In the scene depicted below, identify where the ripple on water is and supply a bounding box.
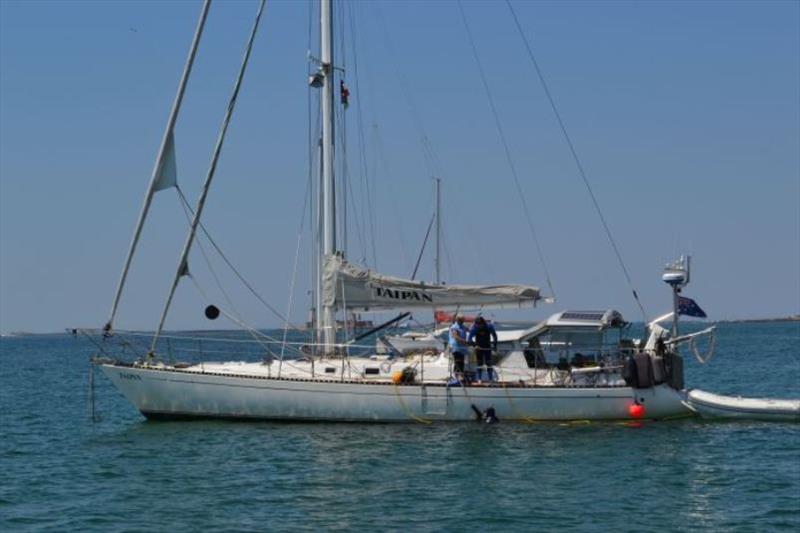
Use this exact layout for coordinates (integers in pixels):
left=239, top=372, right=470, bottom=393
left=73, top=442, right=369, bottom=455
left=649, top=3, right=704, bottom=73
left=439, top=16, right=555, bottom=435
left=1, top=326, right=798, bottom=531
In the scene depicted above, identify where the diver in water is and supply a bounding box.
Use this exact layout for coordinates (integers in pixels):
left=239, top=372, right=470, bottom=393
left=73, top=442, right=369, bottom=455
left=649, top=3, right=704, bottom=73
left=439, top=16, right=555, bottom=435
left=471, top=404, right=499, bottom=424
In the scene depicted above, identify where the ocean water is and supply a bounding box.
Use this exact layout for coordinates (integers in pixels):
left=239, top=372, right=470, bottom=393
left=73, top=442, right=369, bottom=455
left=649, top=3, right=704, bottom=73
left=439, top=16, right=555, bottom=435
left=1, top=322, right=798, bottom=531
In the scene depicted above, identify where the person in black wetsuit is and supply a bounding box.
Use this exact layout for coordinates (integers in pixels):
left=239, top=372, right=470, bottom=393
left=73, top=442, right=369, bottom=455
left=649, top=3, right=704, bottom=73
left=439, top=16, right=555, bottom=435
left=468, top=316, right=498, bottom=383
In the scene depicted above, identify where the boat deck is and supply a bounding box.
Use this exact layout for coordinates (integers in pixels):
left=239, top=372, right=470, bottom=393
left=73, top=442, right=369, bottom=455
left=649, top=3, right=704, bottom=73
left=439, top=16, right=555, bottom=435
left=105, top=354, right=628, bottom=389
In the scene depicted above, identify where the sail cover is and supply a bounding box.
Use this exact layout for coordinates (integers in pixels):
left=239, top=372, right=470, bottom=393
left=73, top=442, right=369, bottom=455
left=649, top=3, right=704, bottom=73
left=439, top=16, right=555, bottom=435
left=323, top=254, right=542, bottom=311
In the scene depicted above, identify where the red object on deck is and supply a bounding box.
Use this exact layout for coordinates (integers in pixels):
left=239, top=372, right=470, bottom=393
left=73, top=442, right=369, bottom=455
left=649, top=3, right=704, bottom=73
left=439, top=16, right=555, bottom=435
left=628, top=403, right=645, bottom=419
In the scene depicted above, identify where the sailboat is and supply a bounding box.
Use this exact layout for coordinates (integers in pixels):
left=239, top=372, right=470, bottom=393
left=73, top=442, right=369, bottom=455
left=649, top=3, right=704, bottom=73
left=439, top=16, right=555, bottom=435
left=91, top=0, right=706, bottom=422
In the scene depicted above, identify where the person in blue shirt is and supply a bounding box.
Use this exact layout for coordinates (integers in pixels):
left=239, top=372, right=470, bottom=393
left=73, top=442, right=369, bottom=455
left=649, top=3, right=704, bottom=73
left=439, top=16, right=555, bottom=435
left=468, top=316, right=498, bottom=383
left=448, top=315, right=469, bottom=380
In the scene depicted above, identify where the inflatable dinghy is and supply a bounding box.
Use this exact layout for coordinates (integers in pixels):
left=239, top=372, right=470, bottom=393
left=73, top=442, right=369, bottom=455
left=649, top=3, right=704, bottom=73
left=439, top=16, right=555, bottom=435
left=687, top=389, right=800, bottom=422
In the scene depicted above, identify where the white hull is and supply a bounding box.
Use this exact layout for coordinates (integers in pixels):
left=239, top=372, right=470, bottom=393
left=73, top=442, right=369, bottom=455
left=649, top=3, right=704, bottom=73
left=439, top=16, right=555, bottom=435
left=101, top=363, right=691, bottom=422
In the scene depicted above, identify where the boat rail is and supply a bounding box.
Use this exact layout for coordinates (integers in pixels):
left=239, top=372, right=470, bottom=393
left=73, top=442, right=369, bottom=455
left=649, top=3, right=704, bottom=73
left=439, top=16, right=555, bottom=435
left=78, top=328, right=381, bottom=365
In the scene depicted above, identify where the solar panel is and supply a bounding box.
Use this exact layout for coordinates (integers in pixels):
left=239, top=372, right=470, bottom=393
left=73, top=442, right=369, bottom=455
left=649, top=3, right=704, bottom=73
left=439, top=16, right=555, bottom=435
left=560, top=311, right=606, bottom=321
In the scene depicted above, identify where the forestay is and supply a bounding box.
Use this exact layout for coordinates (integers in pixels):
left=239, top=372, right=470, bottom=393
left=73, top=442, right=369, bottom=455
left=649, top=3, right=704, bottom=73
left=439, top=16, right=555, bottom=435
left=323, top=254, right=543, bottom=311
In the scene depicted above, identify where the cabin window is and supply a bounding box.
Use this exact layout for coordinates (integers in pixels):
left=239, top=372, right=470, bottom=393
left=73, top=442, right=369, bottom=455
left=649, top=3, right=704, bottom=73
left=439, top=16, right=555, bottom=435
left=325, top=367, right=336, bottom=374
left=524, top=338, right=546, bottom=368
left=365, top=367, right=380, bottom=375
left=530, top=328, right=606, bottom=368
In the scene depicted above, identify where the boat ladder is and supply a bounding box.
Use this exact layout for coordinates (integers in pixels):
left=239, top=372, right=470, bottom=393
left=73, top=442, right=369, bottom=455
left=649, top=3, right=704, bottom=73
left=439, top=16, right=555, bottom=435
left=421, top=385, right=450, bottom=416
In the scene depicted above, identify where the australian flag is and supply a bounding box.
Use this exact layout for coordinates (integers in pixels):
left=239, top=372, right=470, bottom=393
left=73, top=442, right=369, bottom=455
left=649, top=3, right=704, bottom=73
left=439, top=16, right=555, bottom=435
left=678, top=296, right=707, bottom=318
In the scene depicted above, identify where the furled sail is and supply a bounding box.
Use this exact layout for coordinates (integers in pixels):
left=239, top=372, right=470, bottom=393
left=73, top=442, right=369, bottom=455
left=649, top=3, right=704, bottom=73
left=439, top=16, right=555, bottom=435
left=323, top=254, right=543, bottom=311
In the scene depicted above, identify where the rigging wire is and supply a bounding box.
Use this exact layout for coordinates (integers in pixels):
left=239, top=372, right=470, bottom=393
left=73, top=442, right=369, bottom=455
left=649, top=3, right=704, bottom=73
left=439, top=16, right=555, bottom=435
left=337, top=0, right=349, bottom=255
left=437, top=194, right=452, bottom=282
left=372, top=4, right=444, bottom=180
left=351, top=5, right=381, bottom=272
left=306, top=0, right=317, bottom=347
left=334, top=4, right=368, bottom=261
left=187, top=274, right=305, bottom=358
left=411, top=213, right=437, bottom=280
left=174, top=189, right=307, bottom=359
left=338, top=86, right=349, bottom=254
left=97, top=329, right=377, bottom=351
left=504, top=0, right=648, bottom=322
left=279, top=143, right=314, bottom=373
left=364, top=124, right=379, bottom=269
left=372, top=4, right=479, bottom=282
left=457, top=0, right=556, bottom=300
left=294, top=0, right=317, bottom=369
left=441, top=217, right=457, bottom=281
left=372, top=1, right=494, bottom=283
left=174, top=187, right=302, bottom=331
left=372, top=123, right=412, bottom=271
left=151, top=0, right=267, bottom=351
left=308, top=73, right=322, bottom=346
left=345, top=153, right=367, bottom=260
left=115, top=182, right=302, bottom=365
left=347, top=3, right=377, bottom=267
left=175, top=186, right=239, bottom=317
left=105, top=0, right=211, bottom=332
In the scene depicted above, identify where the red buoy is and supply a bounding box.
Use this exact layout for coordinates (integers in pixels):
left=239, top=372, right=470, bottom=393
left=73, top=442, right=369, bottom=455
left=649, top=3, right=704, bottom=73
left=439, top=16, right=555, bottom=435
left=628, top=403, right=645, bottom=419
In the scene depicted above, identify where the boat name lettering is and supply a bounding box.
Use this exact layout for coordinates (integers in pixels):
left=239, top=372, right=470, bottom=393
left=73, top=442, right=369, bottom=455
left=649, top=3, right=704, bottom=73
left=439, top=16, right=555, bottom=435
left=119, top=372, right=142, bottom=381
left=374, top=287, right=433, bottom=303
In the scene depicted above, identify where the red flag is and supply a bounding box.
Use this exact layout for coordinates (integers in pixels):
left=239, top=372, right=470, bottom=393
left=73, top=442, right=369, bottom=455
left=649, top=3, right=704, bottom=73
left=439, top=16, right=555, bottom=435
left=340, top=80, right=350, bottom=108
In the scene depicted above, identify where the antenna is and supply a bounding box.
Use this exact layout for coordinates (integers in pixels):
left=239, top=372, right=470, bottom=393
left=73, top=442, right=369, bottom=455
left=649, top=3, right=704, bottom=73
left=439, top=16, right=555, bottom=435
left=662, top=255, right=691, bottom=337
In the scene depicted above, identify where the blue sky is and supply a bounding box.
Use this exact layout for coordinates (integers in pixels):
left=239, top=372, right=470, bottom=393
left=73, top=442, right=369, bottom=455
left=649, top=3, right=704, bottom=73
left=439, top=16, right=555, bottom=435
left=1, top=0, right=798, bottom=333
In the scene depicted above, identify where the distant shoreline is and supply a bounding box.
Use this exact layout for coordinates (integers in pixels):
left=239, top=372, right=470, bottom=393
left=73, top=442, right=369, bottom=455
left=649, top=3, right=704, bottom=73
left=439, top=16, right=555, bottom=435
left=717, top=316, right=800, bottom=324
left=2, top=315, right=799, bottom=337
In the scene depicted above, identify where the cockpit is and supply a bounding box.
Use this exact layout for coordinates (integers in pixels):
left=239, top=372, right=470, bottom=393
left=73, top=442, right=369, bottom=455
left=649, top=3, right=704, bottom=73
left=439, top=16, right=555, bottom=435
left=516, top=310, right=630, bottom=370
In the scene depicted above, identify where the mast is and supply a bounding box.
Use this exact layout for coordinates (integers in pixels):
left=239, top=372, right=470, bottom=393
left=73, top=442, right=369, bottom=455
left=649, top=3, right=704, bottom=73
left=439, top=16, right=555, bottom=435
left=318, top=0, right=337, bottom=351
left=313, top=139, right=323, bottom=357
left=434, top=177, right=441, bottom=284
left=104, top=0, right=211, bottom=333
left=672, top=284, right=680, bottom=338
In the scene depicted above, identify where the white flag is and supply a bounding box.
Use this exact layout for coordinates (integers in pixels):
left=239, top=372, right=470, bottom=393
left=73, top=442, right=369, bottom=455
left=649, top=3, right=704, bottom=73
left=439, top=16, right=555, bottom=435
left=153, top=131, right=178, bottom=191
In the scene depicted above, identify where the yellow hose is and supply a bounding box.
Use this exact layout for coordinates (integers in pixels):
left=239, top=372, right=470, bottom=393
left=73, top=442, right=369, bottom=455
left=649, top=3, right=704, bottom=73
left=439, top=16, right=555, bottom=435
left=393, top=384, right=432, bottom=424
left=502, top=383, right=541, bottom=424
